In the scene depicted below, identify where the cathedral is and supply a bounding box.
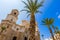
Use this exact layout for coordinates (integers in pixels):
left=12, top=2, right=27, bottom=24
left=0, top=9, right=40, bottom=40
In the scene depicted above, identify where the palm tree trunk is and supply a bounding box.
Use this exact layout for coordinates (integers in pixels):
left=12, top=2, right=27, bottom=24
left=29, top=13, right=36, bottom=40
left=48, top=26, right=55, bottom=40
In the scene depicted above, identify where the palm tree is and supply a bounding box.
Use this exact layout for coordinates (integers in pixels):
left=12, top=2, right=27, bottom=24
left=52, top=25, right=59, bottom=34
left=42, top=18, right=55, bottom=40
left=21, top=0, right=44, bottom=40
left=53, top=27, right=60, bottom=40
left=54, top=27, right=60, bottom=34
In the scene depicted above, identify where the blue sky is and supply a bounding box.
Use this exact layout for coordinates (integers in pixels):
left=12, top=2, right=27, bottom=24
left=0, top=0, right=60, bottom=40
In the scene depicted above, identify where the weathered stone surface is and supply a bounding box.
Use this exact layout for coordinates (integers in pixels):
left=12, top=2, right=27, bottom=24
left=0, top=9, right=40, bottom=40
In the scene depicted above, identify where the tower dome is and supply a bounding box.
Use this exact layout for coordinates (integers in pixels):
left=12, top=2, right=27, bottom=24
left=10, top=9, right=19, bottom=17
left=5, top=9, right=19, bottom=23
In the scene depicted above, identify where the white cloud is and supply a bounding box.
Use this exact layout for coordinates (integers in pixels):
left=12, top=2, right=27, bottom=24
left=45, top=38, right=49, bottom=40
left=58, top=15, right=60, bottom=18
left=45, top=38, right=53, bottom=40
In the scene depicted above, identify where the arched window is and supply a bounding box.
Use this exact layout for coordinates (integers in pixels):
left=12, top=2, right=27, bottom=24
left=7, top=25, right=9, bottom=28
left=11, top=19, right=13, bottom=21
left=24, top=37, right=27, bottom=40
left=13, top=36, right=17, bottom=40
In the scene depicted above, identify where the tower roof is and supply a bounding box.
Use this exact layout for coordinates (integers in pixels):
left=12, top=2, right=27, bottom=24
left=10, top=9, right=19, bottom=17
left=12, top=9, right=19, bottom=13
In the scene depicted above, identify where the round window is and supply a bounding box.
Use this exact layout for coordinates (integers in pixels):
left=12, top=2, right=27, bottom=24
left=14, top=12, right=16, bottom=15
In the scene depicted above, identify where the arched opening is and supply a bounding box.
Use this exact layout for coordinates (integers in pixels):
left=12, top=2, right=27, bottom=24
left=13, top=36, right=17, bottom=40
left=11, top=18, right=13, bottom=21
left=24, top=37, right=27, bottom=40
left=7, top=25, right=9, bottom=28
left=14, top=12, right=16, bottom=15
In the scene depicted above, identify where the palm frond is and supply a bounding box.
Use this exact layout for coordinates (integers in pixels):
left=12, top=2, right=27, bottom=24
left=52, top=25, right=55, bottom=30
left=35, top=10, right=42, bottom=14
left=22, top=1, right=28, bottom=6
left=41, top=18, right=54, bottom=26
left=36, top=0, right=44, bottom=9
left=55, top=30, right=60, bottom=34
left=22, top=0, right=44, bottom=17
left=37, top=3, right=42, bottom=9
left=20, top=9, right=30, bottom=12
left=35, top=0, right=38, bottom=5
left=42, top=20, right=46, bottom=23
left=20, top=9, right=31, bottom=15
left=30, top=0, right=33, bottom=5
left=49, top=18, right=54, bottom=24
left=22, top=1, right=31, bottom=10
left=40, top=0, right=44, bottom=4
left=27, top=0, right=31, bottom=5
left=24, top=6, right=31, bottom=11
left=55, top=26, right=59, bottom=30
left=26, top=14, right=31, bottom=18
left=44, top=18, right=49, bottom=24
left=41, top=24, right=47, bottom=26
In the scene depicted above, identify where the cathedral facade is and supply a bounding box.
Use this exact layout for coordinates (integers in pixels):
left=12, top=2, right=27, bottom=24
left=0, top=9, right=40, bottom=40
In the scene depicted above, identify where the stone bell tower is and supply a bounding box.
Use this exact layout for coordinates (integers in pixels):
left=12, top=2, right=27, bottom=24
left=6, top=9, right=19, bottom=23
left=1, top=9, right=19, bottom=28
left=0, top=9, right=19, bottom=29
left=0, top=9, right=20, bottom=40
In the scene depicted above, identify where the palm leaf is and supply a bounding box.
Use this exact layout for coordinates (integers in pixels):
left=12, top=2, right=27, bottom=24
left=55, top=26, right=59, bottom=30
left=30, top=0, right=33, bottom=5
left=35, top=10, right=42, bottom=14
left=22, top=1, right=28, bottom=6
left=49, top=18, right=54, bottom=24
left=27, top=0, right=31, bottom=6
left=36, top=0, right=44, bottom=9
left=40, top=0, right=44, bottom=4
left=52, top=25, right=55, bottom=30
left=42, top=20, right=46, bottom=23
left=24, top=6, right=31, bottom=11
left=22, top=0, right=44, bottom=18
left=26, top=14, right=31, bottom=18
left=20, top=9, right=30, bottom=12
left=22, top=1, right=31, bottom=11
left=41, top=18, right=54, bottom=26
left=34, top=0, right=38, bottom=5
